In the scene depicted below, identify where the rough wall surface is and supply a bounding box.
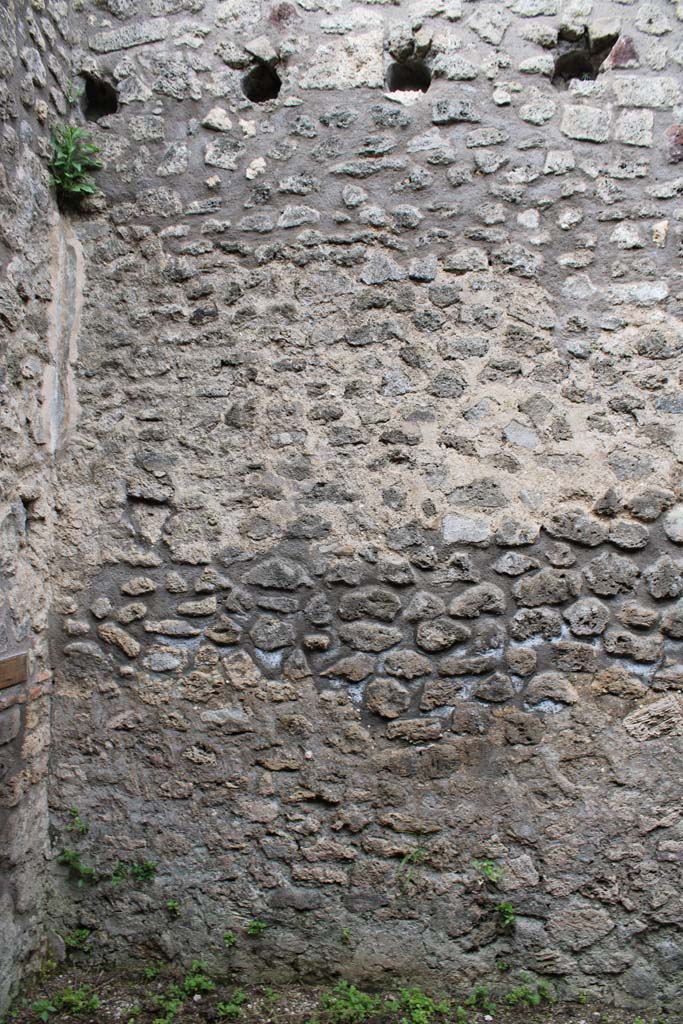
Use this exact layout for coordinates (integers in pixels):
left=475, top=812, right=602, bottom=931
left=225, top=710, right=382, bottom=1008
left=17, top=0, right=683, bottom=1011
left=0, top=0, right=75, bottom=1009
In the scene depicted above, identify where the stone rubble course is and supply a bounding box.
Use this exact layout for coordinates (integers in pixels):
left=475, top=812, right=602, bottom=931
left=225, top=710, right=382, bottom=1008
left=4, top=0, right=683, bottom=1015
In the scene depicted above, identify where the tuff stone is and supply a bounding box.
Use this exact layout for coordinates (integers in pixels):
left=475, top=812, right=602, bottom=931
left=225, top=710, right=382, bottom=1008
left=338, top=621, right=403, bottom=653
left=338, top=586, right=401, bottom=623
left=384, top=649, right=432, bottom=679
left=583, top=553, right=640, bottom=596
left=448, top=583, right=506, bottom=618
left=512, top=569, right=581, bottom=607
left=416, top=617, right=471, bottom=652
left=563, top=598, right=610, bottom=637
left=365, top=678, right=411, bottom=719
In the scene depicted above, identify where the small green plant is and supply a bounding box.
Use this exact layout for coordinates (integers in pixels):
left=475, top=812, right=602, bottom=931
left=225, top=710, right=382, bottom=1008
left=454, top=1008, right=469, bottom=1024
left=66, top=807, right=89, bottom=835
left=49, top=125, right=102, bottom=201
left=57, top=849, right=97, bottom=887
left=340, top=926, right=352, bottom=945
left=497, top=901, right=516, bottom=929
left=31, top=999, right=57, bottom=1023
left=55, top=987, right=101, bottom=1014
left=472, top=859, right=503, bottom=885
left=464, top=985, right=495, bottom=1014
left=246, top=919, right=268, bottom=936
left=217, top=989, right=248, bottom=1019
left=387, top=985, right=450, bottom=1024
left=223, top=930, right=237, bottom=948
left=578, top=992, right=589, bottom=1005
left=263, top=987, right=279, bottom=1004
left=505, top=975, right=553, bottom=1007
left=496, top=959, right=510, bottom=972
left=64, top=80, right=84, bottom=106
left=131, top=860, right=157, bottom=883
left=397, top=843, right=427, bottom=892
left=110, top=860, right=129, bottom=885
left=320, top=981, right=380, bottom=1024
left=64, top=927, right=91, bottom=950
left=110, top=859, right=157, bottom=884
left=182, top=960, right=215, bottom=996
left=166, top=899, right=181, bottom=918
left=143, top=961, right=162, bottom=981
left=33, top=986, right=100, bottom=1019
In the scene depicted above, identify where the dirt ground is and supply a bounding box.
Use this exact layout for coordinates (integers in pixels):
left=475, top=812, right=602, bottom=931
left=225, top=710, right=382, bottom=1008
left=2, top=963, right=680, bottom=1024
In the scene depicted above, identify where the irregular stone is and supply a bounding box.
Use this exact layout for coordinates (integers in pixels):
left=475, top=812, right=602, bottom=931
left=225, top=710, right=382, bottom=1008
left=360, top=253, right=406, bottom=285
left=448, top=583, right=506, bottom=618
left=244, top=557, right=311, bottom=590
left=591, top=667, right=647, bottom=699
left=550, top=642, right=598, bottom=673
left=365, top=678, right=411, bottom=719
left=493, top=552, right=539, bottom=576
left=510, top=607, right=562, bottom=640
left=665, top=125, right=683, bottom=165
left=603, top=629, right=662, bottom=663
left=90, top=19, right=169, bottom=52
left=142, top=647, right=184, bottom=672
left=176, top=596, right=217, bottom=616
left=431, top=98, right=480, bottom=125
left=451, top=703, right=493, bottom=736
left=494, top=517, right=540, bottom=546
left=202, top=106, right=232, bottom=131
left=90, top=597, right=113, bottom=620
left=623, top=696, right=683, bottom=740
left=607, top=520, right=649, bottom=550
left=544, top=509, right=607, bottom=547
left=144, top=619, right=202, bottom=637
left=545, top=543, right=576, bottom=568
left=583, top=554, right=640, bottom=596
left=338, top=586, right=401, bottom=623
left=205, top=616, right=242, bottom=645
left=474, top=671, right=515, bottom=702
left=416, top=617, right=471, bottom=652
left=512, top=569, right=581, bottom=607
left=526, top=671, right=578, bottom=706
left=200, top=707, right=254, bottom=732
left=121, top=576, right=157, bottom=596
left=117, top=602, right=147, bottom=624
left=563, top=598, right=609, bottom=637
left=560, top=106, right=610, bottom=143
left=548, top=904, right=615, bottom=951
left=503, top=708, right=544, bottom=745
left=249, top=616, right=296, bottom=651
left=663, top=507, right=683, bottom=544
left=205, top=137, right=246, bottom=170
left=404, top=591, right=447, bottom=622
left=507, top=647, right=537, bottom=676
left=661, top=602, right=683, bottom=640
left=420, top=677, right=464, bottom=710
left=617, top=602, right=658, bottom=630
left=339, top=621, right=402, bottom=652
left=443, top=514, right=491, bottom=545
left=644, top=557, right=683, bottom=600
left=386, top=718, right=443, bottom=742
left=322, top=654, right=375, bottom=682
left=98, top=622, right=140, bottom=658
left=384, top=650, right=431, bottom=680
left=652, top=665, right=683, bottom=692
left=437, top=654, right=498, bottom=676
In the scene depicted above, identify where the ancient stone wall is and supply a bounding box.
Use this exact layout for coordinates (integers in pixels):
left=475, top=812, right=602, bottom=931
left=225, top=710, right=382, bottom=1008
left=11, top=0, right=683, bottom=1012
left=0, top=0, right=76, bottom=1010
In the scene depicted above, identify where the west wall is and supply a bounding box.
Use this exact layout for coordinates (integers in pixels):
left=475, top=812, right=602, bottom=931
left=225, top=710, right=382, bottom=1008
left=0, top=0, right=76, bottom=1009
left=31, top=0, right=683, bottom=1012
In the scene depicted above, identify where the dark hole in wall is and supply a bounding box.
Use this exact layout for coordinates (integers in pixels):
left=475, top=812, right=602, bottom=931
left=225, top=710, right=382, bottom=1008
left=82, top=75, right=119, bottom=120
left=242, top=63, right=281, bottom=103
left=385, top=60, right=432, bottom=93
left=552, top=32, right=619, bottom=86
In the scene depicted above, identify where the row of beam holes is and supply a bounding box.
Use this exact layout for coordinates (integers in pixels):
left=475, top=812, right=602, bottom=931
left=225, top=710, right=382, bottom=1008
left=80, top=32, right=619, bottom=118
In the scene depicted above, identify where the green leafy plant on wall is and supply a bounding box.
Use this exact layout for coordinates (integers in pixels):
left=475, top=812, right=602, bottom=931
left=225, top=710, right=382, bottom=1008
left=49, top=124, right=102, bottom=202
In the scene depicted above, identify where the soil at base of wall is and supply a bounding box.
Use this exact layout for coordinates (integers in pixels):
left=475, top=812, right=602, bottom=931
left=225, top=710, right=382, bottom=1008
left=2, top=966, right=679, bottom=1024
